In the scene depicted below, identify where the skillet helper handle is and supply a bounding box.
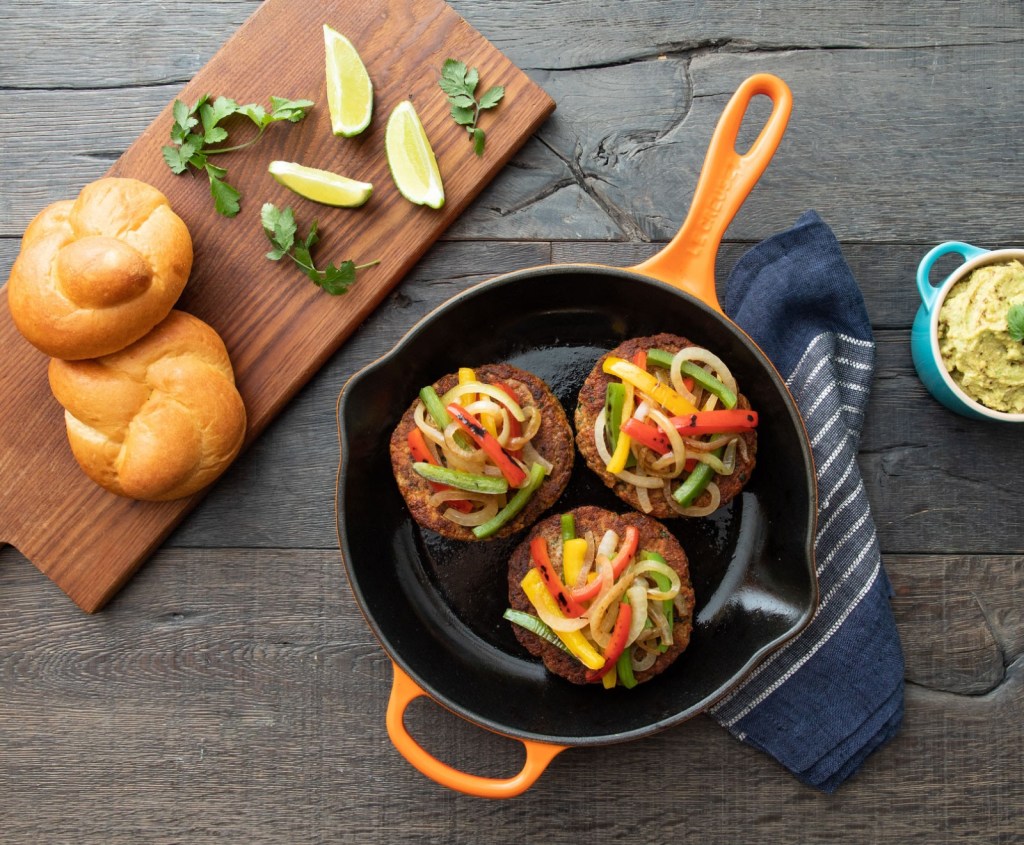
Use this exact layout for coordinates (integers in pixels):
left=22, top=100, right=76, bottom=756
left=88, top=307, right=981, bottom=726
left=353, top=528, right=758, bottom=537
left=915, top=241, right=989, bottom=311
left=385, top=662, right=567, bottom=798
left=631, top=73, right=793, bottom=313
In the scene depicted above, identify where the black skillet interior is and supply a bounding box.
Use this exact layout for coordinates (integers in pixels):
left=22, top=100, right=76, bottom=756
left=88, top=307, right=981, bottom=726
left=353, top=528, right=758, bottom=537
left=338, top=265, right=817, bottom=746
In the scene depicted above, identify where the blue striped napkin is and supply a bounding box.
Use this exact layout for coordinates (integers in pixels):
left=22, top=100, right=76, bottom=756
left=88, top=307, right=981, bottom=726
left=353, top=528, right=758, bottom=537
left=708, top=210, right=905, bottom=792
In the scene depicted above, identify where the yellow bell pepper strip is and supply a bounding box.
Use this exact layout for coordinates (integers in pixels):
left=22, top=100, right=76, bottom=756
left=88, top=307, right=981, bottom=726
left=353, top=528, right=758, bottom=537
left=502, top=608, right=571, bottom=654
left=531, top=536, right=587, bottom=618
left=471, top=462, right=546, bottom=539
left=605, top=422, right=633, bottom=474
left=602, top=665, right=618, bottom=689
left=671, top=448, right=723, bottom=506
left=569, top=525, right=639, bottom=602
left=412, top=462, right=508, bottom=495
left=603, top=356, right=699, bottom=416
left=406, top=428, right=472, bottom=513
left=561, top=538, right=588, bottom=589
left=460, top=367, right=498, bottom=436
left=676, top=360, right=738, bottom=409
left=447, top=402, right=528, bottom=488
left=585, top=601, right=632, bottom=683
left=670, top=409, right=758, bottom=435
left=520, top=568, right=605, bottom=671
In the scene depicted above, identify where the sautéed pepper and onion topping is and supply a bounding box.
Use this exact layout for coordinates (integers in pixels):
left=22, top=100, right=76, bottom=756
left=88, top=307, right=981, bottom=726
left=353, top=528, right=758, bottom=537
left=505, top=513, right=688, bottom=689
left=594, top=345, right=758, bottom=516
left=409, top=368, right=553, bottom=538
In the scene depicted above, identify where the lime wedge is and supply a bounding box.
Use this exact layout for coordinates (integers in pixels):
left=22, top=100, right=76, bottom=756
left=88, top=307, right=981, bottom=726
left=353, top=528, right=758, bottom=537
left=268, top=161, right=373, bottom=207
left=324, top=24, right=373, bottom=137
left=385, top=100, right=445, bottom=209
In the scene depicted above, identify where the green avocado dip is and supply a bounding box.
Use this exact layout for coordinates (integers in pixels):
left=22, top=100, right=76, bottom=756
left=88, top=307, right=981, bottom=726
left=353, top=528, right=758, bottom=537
left=937, top=259, right=1024, bottom=414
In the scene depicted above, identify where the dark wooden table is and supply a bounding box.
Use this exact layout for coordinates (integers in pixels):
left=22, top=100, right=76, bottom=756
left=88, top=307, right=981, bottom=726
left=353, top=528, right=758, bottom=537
left=2, top=1, right=1022, bottom=841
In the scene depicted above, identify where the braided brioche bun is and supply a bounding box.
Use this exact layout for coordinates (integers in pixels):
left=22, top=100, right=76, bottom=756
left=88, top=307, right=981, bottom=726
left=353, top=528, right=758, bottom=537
left=48, top=310, right=247, bottom=501
left=7, top=177, right=192, bottom=360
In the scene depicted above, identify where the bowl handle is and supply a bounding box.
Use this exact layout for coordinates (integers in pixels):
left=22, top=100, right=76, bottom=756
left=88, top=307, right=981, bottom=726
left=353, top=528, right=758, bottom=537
left=630, top=73, right=792, bottom=313
left=385, top=662, right=567, bottom=798
left=916, top=241, right=989, bottom=311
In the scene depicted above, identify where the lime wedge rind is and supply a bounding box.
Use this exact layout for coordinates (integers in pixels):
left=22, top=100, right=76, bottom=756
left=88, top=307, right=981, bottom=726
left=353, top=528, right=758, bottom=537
left=324, top=24, right=373, bottom=138
left=385, top=100, right=445, bottom=210
left=268, top=160, right=373, bottom=208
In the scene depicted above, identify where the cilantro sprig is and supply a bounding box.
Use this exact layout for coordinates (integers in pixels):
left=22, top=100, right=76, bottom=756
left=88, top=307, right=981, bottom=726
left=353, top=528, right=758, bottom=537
left=438, top=59, right=505, bottom=156
left=261, top=203, right=379, bottom=295
left=1008, top=303, right=1024, bottom=343
left=162, top=95, right=314, bottom=217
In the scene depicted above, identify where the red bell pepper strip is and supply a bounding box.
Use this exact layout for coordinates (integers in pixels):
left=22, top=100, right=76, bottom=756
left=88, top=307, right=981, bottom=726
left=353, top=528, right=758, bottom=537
left=670, top=409, right=758, bottom=436
left=531, top=537, right=587, bottom=618
left=490, top=380, right=523, bottom=457
left=568, top=525, right=640, bottom=602
left=447, top=402, right=528, bottom=488
left=620, top=418, right=671, bottom=454
left=585, top=602, right=633, bottom=682
left=632, top=348, right=648, bottom=370
left=406, top=429, right=472, bottom=513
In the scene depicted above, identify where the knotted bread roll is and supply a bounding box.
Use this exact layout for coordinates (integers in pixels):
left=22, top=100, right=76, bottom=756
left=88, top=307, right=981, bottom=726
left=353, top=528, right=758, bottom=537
left=48, top=310, right=247, bottom=501
left=7, top=177, right=192, bottom=359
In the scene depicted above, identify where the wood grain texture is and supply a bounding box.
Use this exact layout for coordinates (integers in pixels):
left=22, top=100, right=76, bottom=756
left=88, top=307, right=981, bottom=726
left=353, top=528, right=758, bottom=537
left=0, top=0, right=554, bottom=612
left=3, top=0, right=1024, bottom=840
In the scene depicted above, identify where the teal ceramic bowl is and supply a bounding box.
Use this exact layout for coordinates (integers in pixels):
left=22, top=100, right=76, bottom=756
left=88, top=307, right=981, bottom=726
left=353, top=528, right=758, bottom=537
left=911, top=242, right=1024, bottom=422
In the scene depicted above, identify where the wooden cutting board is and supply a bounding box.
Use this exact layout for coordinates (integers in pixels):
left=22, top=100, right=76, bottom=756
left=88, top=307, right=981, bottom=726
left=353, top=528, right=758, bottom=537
left=0, top=0, right=554, bottom=612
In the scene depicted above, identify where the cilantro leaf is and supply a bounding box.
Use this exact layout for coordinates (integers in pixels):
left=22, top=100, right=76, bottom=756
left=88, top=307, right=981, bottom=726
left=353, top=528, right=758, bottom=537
left=261, top=203, right=379, bottom=296
left=1008, top=303, right=1024, bottom=342
left=438, top=58, right=505, bottom=156
left=163, top=93, right=313, bottom=217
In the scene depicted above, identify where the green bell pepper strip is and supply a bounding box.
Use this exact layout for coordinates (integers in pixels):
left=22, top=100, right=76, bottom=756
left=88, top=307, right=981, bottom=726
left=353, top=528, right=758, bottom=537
left=560, top=513, right=576, bottom=542
left=411, top=462, right=508, bottom=495
left=645, top=348, right=676, bottom=370
left=639, top=550, right=674, bottom=652
left=604, top=382, right=626, bottom=452
left=616, top=649, right=639, bottom=688
left=502, top=608, right=571, bottom=653
left=671, top=447, right=723, bottom=506
left=676, top=361, right=738, bottom=409
left=471, top=463, right=547, bottom=539
left=419, top=384, right=470, bottom=448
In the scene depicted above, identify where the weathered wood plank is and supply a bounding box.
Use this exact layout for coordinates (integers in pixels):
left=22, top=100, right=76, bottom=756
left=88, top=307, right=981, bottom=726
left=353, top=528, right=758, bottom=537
left=4, top=43, right=1023, bottom=244
left=0, top=546, right=1020, bottom=843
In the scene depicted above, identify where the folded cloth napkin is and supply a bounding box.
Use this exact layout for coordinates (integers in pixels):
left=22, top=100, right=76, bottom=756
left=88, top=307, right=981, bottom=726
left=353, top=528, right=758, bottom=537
left=707, top=210, right=905, bottom=793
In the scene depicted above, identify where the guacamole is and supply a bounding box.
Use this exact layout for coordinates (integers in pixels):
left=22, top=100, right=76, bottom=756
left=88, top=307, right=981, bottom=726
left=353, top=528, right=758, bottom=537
left=937, top=259, right=1024, bottom=414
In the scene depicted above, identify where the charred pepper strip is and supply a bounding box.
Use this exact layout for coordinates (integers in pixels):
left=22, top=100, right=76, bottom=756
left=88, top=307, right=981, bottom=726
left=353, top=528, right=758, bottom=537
left=520, top=569, right=605, bottom=671
left=620, top=417, right=671, bottom=454
left=585, top=602, right=633, bottom=682
left=531, top=536, right=587, bottom=618
left=412, top=462, right=508, bottom=495
left=447, top=402, right=528, bottom=488
left=471, top=462, right=546, bottom=539
left=671, top=409, right=758, bottom=435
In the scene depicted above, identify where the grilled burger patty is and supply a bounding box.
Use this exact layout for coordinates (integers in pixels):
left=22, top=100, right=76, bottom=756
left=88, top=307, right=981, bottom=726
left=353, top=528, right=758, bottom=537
left=507, top=505, right=695, bottom=686
left=390, top=363, right=574, bottom=541
left=575, top=333, right=757, bottom=519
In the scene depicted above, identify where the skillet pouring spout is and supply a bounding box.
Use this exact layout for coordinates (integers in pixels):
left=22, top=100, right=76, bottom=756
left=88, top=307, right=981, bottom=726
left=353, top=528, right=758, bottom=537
left=336, top=73, right=817, bottom=798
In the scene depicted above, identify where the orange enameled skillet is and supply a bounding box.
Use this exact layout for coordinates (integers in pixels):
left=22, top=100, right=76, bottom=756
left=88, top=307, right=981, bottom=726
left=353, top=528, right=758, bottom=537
left=337, top=74, right=817, bottom=798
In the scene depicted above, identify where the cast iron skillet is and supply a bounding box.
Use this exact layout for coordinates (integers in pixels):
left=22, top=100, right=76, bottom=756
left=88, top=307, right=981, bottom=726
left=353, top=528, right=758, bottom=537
left=337, top=74, right=817, bottom=798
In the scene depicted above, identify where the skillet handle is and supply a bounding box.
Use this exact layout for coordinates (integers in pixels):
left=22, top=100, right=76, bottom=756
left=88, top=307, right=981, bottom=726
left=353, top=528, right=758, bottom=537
left=631, top=73, right=792, bottom=313
left=385, top=662, right=567, bottom=798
